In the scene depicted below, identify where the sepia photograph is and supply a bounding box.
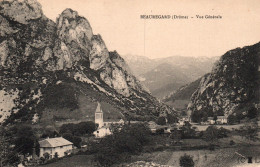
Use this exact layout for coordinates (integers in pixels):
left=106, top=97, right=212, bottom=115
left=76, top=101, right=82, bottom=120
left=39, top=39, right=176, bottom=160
left=0, top=0, right=259, bottom=166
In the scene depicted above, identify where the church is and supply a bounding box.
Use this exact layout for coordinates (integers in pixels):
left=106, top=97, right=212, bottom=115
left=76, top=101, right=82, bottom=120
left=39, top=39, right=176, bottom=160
left=93, top=102, right=124, bottom=138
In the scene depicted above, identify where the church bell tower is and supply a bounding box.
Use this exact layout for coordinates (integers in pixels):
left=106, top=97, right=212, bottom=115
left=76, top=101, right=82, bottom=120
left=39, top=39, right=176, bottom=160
left=95, top=102, right=104, bottom=128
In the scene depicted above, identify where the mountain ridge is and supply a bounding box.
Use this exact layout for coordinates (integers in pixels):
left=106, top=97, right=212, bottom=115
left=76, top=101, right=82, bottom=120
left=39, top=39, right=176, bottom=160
left=188, top=43, right=260, bottom=122
left=0, top=0, right=175, bottom=125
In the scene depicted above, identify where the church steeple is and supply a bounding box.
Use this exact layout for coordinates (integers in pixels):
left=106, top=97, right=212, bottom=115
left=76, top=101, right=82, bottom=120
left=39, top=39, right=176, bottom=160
left=96, top=102, right=103, bottom=113
left=95, top=102, right=104, bottom=128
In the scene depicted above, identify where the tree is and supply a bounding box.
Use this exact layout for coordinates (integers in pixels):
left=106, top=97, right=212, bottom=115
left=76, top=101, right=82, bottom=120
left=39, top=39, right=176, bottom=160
left=179, top=154, right=194, bottom=167
left=80, top=121, right=97, bottom=134
left=167, top=114, right=178, bottom=124
left=72, top=136, right=82, bottom=148
left=227, top=115, right=237, bottom=125
left=191, top=111, right=202, bottom=123
left=62, top=133, right=74, bottom=143
left=170, top=128, right=181, bottom=143
left=203, top=126, right=219, bottom=144
left=0, top=128, right=21, bottom=166
left=213, top=115, right=218, bottom=124
left=43, top=152, right=50, bottom=160
left=59, top=123, right=75, bottom=135
left=59, top=121, right=96, bottom=136
left=217, top=127, right=229, bottom=138
left=239, top=121, right=259, bottom=142
left=95, top=123, right=151, bottom=166
left=11, top=125, right=37, bottom=155
left=42, top=126, right=59, bottom=138
left=157, top=117, right=166, bottom=125
left=62, top=133, right=82, bottom=148
left=180, top=122, right=196, bottom=139
left=247, top=107, right=258, bottom=119
left=155, top=128, right=164, bottom=135
left=0, top=129, right=9, bottom=167
left=54, top=152, right=59, bottom=159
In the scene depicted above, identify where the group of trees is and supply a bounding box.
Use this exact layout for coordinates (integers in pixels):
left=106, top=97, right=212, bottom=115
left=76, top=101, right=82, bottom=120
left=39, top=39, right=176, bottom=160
left=156, top=114, right=178, bottom=125
left=179, top=122, right=197, bottom=139
left=0, top=120, right=98, bottom=166
left=59, top=121, right=97, bottom=148
left=59, top=121, right=97, bottom=136
left=0, top=125, right=39, bottom=166
left=239, top=120, right=259, bottom=142
left=93, top=123, right=151, bottom=166
left=169, top=122, right=197, bottom=141
left=202, top=126, right=230, bottom=144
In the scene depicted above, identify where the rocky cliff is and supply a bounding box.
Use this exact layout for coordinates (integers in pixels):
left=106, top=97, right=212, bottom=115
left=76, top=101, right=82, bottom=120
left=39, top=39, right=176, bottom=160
left=0, top=0, right=175, bottom=125
left=188, top=43, right=260, bottom=122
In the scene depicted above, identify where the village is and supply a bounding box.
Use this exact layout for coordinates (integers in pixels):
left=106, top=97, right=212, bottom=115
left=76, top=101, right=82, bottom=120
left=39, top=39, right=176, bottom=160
left=13, top=101, right=254, bottom=167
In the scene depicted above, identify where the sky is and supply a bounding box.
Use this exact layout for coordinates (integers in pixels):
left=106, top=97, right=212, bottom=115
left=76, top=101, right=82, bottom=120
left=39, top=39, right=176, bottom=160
left=38, top=0, right=260, bottom=59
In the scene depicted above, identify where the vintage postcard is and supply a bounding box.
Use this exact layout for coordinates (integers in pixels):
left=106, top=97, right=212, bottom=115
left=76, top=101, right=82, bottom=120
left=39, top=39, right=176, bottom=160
left=0, top=0, right=259, bottom=166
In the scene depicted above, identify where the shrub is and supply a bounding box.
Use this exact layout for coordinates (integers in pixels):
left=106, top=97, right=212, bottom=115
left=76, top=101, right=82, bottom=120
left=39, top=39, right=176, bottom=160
left=229, top=140, right=235, bottom=145
left=54, top=152, right=59, bottom=159
left=227, top=115, right=237, bottom=125
left=157, top=117, right=166, bottom=125
left=156, top=128, right=164, bottom=135
left=209, top=144, right=215, bottom=151
left=180, top=122, right=196, bottom=139
left=179, top=154, right=194, bottom=167
left=203, top=126, right=230, bottom=143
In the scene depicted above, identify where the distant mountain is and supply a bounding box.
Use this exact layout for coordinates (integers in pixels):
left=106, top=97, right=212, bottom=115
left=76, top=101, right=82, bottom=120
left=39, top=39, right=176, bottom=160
left=188, top=43, right=260, bottom=122
left=123, top=55, right=219, bottom=99
left=139, top=63, right=192, bottom=99
left=121, top=54, right=157, bottom=76
left=0, top=0, right=175, bottom=126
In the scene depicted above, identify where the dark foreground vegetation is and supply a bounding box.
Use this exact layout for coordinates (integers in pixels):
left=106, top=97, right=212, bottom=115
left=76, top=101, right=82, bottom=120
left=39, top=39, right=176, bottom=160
left=0, top=119, right=259, bottom=166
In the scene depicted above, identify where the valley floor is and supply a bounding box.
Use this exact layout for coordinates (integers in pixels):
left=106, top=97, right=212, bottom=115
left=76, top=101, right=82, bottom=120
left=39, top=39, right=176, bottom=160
left=39, top=145, right=260, bottom=167
left=125, top=145, right=260, bottom=167
left=40, top=155, right=95, bottom=167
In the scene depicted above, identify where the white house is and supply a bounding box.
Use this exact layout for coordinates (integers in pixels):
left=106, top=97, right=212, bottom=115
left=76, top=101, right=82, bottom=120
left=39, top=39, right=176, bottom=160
left=39, top=137, right=73, bottom=159
left=216, top=116, right=228, bottom=124
left=207, top=117, right=215, bottom=125
left=93, top=125, right=112, bottom=138
left=178, top=120, right=185, bottom=126
left=93, top=102, right=124, bottom=138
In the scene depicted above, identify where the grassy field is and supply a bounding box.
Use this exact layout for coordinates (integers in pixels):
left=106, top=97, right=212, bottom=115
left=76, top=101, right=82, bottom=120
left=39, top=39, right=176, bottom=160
left=126, top=146, right=260, bottom=167
left=39, top=142, right=260, bottom=167
left=192, top=124, right=243, bottom=131
left=192, top=121, right=260, bottom=131
left=40, top=155, right=96, bottom=167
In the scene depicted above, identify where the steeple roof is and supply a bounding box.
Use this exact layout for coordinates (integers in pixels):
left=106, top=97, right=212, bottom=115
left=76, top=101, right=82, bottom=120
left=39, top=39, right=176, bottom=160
left=96, top=102, right=103, bottom=113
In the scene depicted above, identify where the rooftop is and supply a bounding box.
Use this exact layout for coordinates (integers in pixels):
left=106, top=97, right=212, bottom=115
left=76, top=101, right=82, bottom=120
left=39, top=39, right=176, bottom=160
left=95, top=102, right=103, bottom=113
left=39, top=137, right=73, bottom=148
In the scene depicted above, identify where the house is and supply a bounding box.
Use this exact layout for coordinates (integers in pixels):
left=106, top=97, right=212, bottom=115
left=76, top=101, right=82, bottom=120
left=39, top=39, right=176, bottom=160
left=148, top=121, right=158, bottom=133
left=39, top=137, right=73, bottom=159
left=93, top=102, right=124, bottom=138
left=216, top=116, right=228, bottom=124
left=178, top=120, right=185, bottom=126
left=93, top=125, right=112, bottom=138
left=148, top=121, right=171, bottom=134
left=207, top=117, right=215, bottom=125
left=182, top=116, right=191, bottom=122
